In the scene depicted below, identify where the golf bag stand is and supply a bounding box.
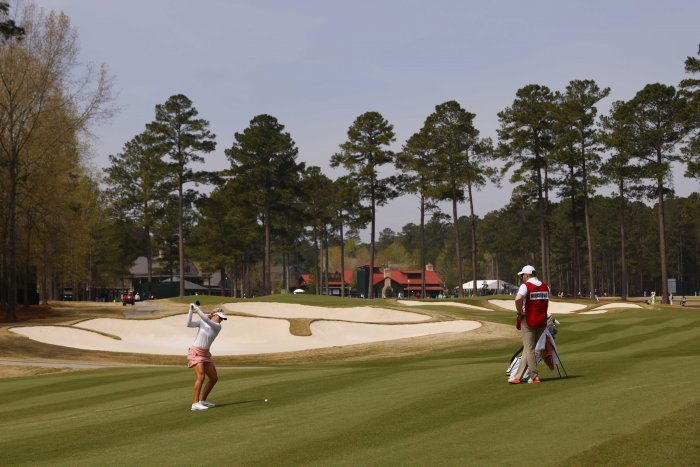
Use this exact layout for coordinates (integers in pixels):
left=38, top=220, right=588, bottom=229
left=506, top=344, right=568, bottom=380
left=506, top=315, right=568, bottom=380
left=550, top=341, right=568, bottom=378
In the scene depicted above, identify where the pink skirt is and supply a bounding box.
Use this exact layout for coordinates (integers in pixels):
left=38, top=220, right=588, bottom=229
left=187, top=346, right=213, bottom=368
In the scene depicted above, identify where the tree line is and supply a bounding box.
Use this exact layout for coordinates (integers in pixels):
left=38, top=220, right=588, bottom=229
left=1, top=2, right=699, bottom=319
left=0, top=3, right=112, bottom=320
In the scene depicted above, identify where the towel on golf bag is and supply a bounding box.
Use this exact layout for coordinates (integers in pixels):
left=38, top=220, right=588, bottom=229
left=535, top=329, right=560, bottom=370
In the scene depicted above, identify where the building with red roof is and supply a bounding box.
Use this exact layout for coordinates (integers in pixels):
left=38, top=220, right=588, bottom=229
left=290, top=270, right=354, bottom=295
left=356, top=264, right=444, bottom=299
left=291, top=264, right=444, bottom=298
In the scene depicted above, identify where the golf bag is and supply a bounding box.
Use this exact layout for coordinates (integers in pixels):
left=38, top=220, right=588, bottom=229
left=506, top=314, right=567, bottom=381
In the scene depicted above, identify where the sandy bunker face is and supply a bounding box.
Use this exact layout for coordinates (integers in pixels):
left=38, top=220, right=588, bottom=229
left=490, top=299, right=643, bottom=314
left=396, top=300, right=491, bottom=311
left=10, top=303, right=481, bottom=356
left=489, top=299, right=587, bottom=314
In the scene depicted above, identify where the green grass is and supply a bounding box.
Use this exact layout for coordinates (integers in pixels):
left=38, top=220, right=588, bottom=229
left=1, top=306, right=699, bottom=466
left=171, top=293, right=396, bottom=308
left=172, top=293, right=505, bottom=309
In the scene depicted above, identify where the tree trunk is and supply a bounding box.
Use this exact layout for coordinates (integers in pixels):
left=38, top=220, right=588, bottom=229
left=543, top=157, right=551, bottom=284
left=420, top=193, right=426, bottom=298
left=452, top=187, right=464, bottom=298
left=657, top=175, right=669, bottom=304
left=6, top=150, right=18, bottom=320
left=570, top=194, right=581, bottom=295
left=264, top=207, right=271, bottom=295
left=40, top=244, right=48, bottom=304
left=583, top=196, right=595, bottom=299
left=618, top=183, right=628, bottom=300
left=282, top=251, right=288, bottom=293
left=314, top=233, right=321, bottom=295
left=324, top=230, right=330, bottom=296
left=231, top=257, right=238, bottom=298
left=145, top=225, right=153, bottom=284
left=467, top=181, right=478, bottom=296
left=178, top=181, right=185, bottom=297
left=535, top=159, right=547, bottom=284
left=581, top=140, right=595, bottom=300
left=23, top=221, right=30, bottom=307
left=368, top=182, right=376, bottom=299
left=339, top=221, right=346, bottom=297
left=369, top=210, right=375, bottom=299
left=244, top=256, right=249, bottom=298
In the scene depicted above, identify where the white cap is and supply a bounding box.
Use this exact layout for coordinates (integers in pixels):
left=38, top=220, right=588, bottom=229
left=517, top=265, right=536, bottom=276
left=214, top=310, right=228, bottom=320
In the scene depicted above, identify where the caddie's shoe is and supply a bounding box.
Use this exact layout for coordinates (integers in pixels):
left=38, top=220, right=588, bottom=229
left=191, top=402, right=209, bottom=411
left=508, top=378, right=521, bottom=384
left=199, top=400, right=216, bottom=408
left=528, top=377, right=541, bottom=384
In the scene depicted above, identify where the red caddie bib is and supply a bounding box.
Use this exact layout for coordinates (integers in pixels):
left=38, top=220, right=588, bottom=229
left=524, top=281, right=549, bottom=328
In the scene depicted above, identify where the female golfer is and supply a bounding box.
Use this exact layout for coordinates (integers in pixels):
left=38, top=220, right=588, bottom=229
left=187, top=302, right=227, bottom=411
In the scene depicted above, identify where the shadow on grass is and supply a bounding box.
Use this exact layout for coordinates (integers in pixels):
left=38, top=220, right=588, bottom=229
left=213, top=399, right=269, bottom=408
left=540, top=374, right=583, bottom=382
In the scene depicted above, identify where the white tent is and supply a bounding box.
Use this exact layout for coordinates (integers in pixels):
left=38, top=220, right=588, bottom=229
left=462, top=279, right=515, bottom=293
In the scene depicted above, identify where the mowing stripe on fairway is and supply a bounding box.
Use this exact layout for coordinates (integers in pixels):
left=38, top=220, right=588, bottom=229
left=0, top=308, right=699, bottom=465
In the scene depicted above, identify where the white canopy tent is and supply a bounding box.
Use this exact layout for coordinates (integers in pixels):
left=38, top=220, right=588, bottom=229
left=462, top=279, right=516, bottom=294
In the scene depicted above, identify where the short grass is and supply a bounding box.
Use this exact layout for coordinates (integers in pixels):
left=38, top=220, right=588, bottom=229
left=1, top=302, right=699, bottom=466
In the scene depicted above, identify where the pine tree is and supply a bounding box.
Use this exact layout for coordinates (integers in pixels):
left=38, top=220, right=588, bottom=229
left=553, top=80, right=610, bottom=298
left=225, top=114, right=303, bottom=295
left=331, top=111, right=399, bottom=298
left=105, top=133, right=169, bottom=285
left=680, top=44, right=700, bottom=179
left=498, top=85, right=555, bottom=284
left=613, top=84, right=688, bottom=303
left=145, top=94, right=215, bottom=296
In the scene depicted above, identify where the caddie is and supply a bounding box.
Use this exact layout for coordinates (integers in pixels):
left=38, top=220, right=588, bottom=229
left=509, top=265, right=549, bottom=384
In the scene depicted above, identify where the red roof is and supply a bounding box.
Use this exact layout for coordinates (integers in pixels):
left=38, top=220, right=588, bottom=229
left=370, top=268, right=443, bottom=287
left=328, top=270, right=353, bottom=286
left=297, top=271, right=353, bottom=287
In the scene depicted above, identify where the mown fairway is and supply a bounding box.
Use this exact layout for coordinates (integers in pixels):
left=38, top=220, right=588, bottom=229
left=1, top=305, right=699, bottom=466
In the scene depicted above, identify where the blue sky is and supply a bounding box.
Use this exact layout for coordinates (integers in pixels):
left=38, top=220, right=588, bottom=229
left=33, top=0, right=700, bottom=235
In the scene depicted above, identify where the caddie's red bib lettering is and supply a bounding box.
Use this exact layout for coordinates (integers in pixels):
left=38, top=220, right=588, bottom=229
left=524, top=281, right=549, bottom=328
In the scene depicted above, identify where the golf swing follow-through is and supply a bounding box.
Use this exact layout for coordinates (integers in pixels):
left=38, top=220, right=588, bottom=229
left=186, top=301, right=227, bottom=411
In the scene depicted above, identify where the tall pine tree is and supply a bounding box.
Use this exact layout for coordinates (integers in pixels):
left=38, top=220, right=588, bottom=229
left=145, top=94, right=215, bottom=296
left=225, top=114, right=303, bottom=295
left=331, top=111, right=399, bottom=298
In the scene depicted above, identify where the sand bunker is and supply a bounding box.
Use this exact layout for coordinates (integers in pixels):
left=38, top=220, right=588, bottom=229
left=223, top=302, right=429, bottom=322
left=489, top=299, right=587, bottom=314
left=10, top=304, right=481, bottom=356
left=580, top=303, right=643, bottom=314
left=396, top=300, right=491, bottom=311
left=592, top=303, right=641, bottom=310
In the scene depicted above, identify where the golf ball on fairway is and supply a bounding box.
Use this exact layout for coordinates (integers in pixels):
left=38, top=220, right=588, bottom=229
left=264, top=399, right=268, bottom=402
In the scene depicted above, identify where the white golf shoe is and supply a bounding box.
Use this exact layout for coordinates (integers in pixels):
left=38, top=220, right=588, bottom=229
left=199, top=400, right=216, bottom=408
left=191, top=402, right=209, bottom=411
